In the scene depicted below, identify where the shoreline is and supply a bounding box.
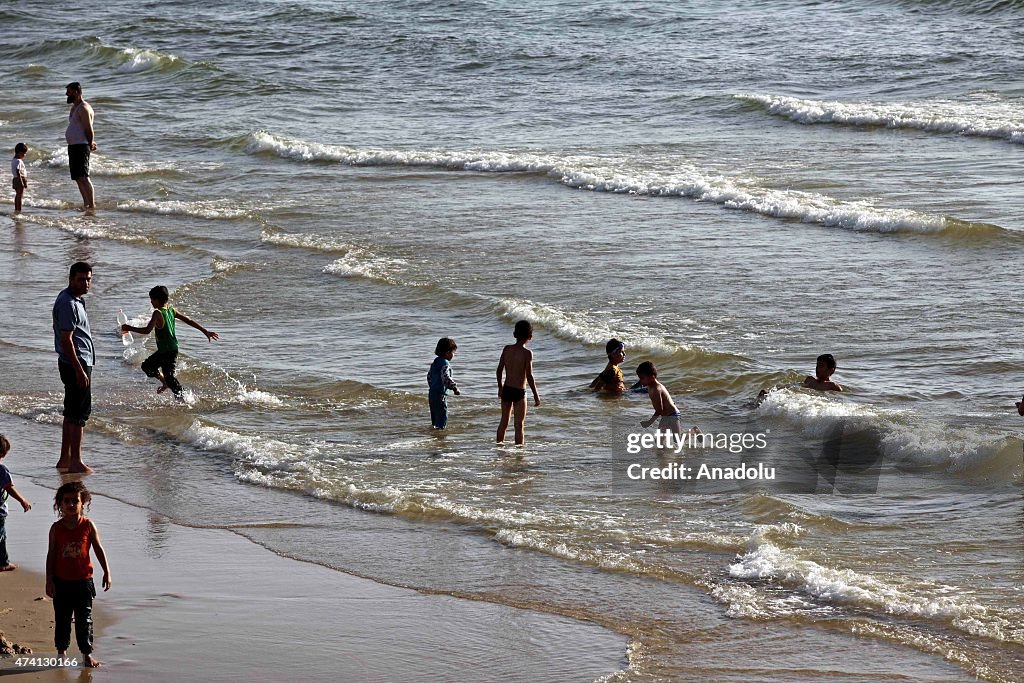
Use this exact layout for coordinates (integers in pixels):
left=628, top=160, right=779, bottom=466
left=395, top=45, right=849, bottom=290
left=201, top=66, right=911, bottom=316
left=0, top=479, right=626, bottom=681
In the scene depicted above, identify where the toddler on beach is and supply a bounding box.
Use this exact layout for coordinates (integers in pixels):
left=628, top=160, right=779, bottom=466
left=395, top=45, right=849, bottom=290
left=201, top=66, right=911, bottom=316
left=803, top=353, right=843, bottom=392
left=121, top=285, right=219, bottom=397
left=0, top=434, right=33, bottom=571
left=496, top=320, right=541, bottom=446
left=46, top=481, right=111, bottom=668
left=427, top=337, right=460, bottom=429
left=636, top=361, right=697, bottom=436
left=11, top=143, right=28, bottom=214
left=590, top=338, right=627, bottom=395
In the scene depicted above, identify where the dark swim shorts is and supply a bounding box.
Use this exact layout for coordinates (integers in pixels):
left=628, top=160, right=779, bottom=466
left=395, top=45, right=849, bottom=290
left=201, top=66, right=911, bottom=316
left=500, top=385, right=526, bottom=403
left=58, top=360, right=92, bottom=425
left=68, top=144, right=90, bottom=180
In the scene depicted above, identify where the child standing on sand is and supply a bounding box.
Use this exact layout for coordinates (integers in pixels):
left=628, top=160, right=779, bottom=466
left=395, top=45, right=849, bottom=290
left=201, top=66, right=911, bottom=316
left=121, top=285, right=219, bottom=397
left=11, top=143, right=28, bottom=214
left=427, top=337, right=460, bottom=429
left=496, top=320, right=541, bottom=446
left=0, top=434, right=33, bottom=571
left=46, top=481, right=111, bottom=668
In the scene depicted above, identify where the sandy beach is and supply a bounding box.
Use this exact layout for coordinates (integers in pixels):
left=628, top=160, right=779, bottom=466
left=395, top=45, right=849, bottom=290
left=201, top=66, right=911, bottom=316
left=0, top=566, right=56, bottom=659
left=0, top=478, right=625, bottom=681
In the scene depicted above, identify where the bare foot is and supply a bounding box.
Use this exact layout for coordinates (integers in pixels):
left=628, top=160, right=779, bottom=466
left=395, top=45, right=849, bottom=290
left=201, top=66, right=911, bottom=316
left=83, top=655, right=102, bottom=668
left=66, top=463, right=95, bottom=474
left=0, top=564, right=17, bottom=571
left=55, top=460, right=70, bottom=470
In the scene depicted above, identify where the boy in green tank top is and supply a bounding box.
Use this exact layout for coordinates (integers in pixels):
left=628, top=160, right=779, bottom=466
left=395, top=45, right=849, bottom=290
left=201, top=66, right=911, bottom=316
left=121, top=285, right=219, bottom=396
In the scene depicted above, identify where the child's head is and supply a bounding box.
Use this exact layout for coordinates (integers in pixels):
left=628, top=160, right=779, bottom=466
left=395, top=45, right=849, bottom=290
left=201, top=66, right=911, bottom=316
left=53, top=481, right=91, bottom=517
left=605, top=338, right=625, bottom=365
left=0, top=433, right=10, bottom=459
left=513, top=320, right=533, bottom=342
left=14, top=143, right=27, bottom=157
left=636, top=361, right=658, bottom=385
left=149, top=285, right=170, bottom=307
left=434, top=337, right=457, bottom=358
left=815, top=353, right=837, bottom=380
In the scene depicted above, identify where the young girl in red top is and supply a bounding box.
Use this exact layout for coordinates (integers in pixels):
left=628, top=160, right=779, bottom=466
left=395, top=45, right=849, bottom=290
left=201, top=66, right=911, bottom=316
left=46, top=481, right=112, bottom=668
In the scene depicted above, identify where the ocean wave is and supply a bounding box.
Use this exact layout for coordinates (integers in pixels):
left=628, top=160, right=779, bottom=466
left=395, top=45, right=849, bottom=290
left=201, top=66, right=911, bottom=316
left=241, top=131, right=996, bottom=236
left=738, top=93, right=1024, bottom=145
left=12, top=212, right=162, bottom=245
left=322, top=249, right=412, bottom=285
left=261, top=228, right=353, bottom=253
left=43, top=148, right=183, bottom=177
left=728, top=534, right=1016, bottom=642
left=756, top=389, right=1017, bottom=474
left=487, top=296, right=737, bottom=364
left=184, top=421, right=308, bottom=469
left=115, top=46, right=182, bottom=73
left=243, top=130, right=557, bottom=171
left=494, top=529, right=654, bottom=575
left=115, top=198, right=252, bottom=219
left=6, top=37, right=185, bottom=74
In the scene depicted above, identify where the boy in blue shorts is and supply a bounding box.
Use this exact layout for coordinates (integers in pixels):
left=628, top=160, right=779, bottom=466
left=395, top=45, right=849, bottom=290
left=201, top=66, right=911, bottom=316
left=121, top=286, right=219, bottom=396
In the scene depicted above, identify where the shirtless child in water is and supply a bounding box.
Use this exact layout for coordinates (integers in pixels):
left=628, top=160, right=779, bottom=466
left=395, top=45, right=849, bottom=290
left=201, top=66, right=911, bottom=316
left=496, top=320, right=541, bottom=446
left=803, top=353, right=843, bottom=392
left=636, top=361, right=693, bottom=436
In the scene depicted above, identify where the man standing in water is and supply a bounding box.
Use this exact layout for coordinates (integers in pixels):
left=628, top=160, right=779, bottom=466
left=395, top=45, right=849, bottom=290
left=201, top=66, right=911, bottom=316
left=65, top=82, right=97, bottom=209
left=53, top=262, right=96, bottom=474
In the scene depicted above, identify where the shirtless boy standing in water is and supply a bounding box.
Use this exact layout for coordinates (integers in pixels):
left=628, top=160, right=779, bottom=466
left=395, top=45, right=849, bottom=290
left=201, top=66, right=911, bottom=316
left=496, top=320, right=541, bottom=446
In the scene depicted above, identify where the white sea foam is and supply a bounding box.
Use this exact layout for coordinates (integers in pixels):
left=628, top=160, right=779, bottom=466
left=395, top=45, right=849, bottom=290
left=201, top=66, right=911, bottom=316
left=184, top=421, right=306, bottom=468
left=757, top=389, right=1010, bottom=471
left=115, top=198, right=252, bottom=219
left=16, top=213, right=155, bottom=245
left=246, top=131, right=959, bottom=235
left=43, top=148, right=181, bottom=177
left=739, top=93, right=1024, bottom=144
left=728, top=535, right=1014, bottom=641
left=322, top=249, right=410, bottom=284
left=488, top=296, right=709, bottom=358
left=211, top=257, right=250, bottom=273
left=115, top=47, right=181, bottom=73
left=494, top=528, right=652, bottom=574
left=246, top=130, right=558, bottom=171
left=260, top=229, right=353, bottom=252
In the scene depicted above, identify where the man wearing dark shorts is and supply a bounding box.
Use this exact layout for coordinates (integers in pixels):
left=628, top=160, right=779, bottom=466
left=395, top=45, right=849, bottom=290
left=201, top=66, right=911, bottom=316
left=53, top=262, right=95, bottom=473
left=65, top=82, right=97, bottom=209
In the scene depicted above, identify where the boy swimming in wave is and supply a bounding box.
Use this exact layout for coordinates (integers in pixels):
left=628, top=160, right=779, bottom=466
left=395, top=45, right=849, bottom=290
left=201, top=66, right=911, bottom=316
left=803, top=353, right=842, bottom=392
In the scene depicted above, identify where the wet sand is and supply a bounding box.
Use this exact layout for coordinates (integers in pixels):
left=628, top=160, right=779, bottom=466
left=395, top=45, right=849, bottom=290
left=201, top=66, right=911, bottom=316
left=0, top=479, right=625, bottom=682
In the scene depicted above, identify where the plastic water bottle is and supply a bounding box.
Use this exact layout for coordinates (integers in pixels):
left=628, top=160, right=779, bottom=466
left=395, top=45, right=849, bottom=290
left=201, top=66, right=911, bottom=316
left=117, top=309, right=134, bottom=346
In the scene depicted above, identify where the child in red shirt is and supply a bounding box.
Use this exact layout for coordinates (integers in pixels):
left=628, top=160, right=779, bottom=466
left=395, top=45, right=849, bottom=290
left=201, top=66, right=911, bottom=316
left=46, top=481, right=112, bottom=668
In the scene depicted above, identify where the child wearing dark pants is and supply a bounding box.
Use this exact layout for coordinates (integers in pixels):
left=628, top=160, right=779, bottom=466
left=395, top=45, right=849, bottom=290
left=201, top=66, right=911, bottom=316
left=121, top=285, right=219, bottom=397
left=141, top=350, right=181, bottom=395
left=46, top=481, right=111, bottom=668
left=427, top=337, right=460, bottom=429
left=53, top=576, right=97, bottom=657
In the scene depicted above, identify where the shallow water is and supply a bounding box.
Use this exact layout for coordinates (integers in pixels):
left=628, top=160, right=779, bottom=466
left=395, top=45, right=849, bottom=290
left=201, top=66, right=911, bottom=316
left=2, top=1, right=1023, bottom=680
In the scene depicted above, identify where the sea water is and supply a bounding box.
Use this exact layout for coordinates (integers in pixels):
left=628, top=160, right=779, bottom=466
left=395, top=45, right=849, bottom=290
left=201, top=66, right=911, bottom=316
left=1, top=1, right=1023, bottom=679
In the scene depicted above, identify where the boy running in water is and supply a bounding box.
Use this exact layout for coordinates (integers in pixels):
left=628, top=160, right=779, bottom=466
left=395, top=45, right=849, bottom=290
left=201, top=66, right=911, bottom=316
left=121, top=286, right=219, bottom=396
